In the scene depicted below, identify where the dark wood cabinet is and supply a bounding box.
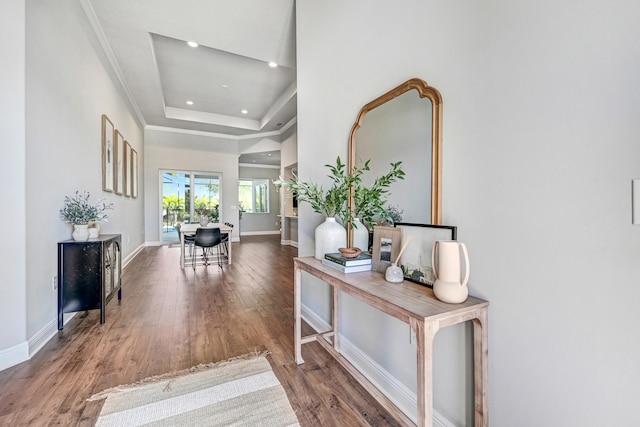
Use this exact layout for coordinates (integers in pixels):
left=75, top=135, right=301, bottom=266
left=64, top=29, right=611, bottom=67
left=57, top=234, right=122, bottom=330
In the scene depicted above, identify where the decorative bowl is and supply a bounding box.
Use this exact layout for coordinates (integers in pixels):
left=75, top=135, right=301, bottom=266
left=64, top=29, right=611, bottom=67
left=338, top=247, right=362, bottom=258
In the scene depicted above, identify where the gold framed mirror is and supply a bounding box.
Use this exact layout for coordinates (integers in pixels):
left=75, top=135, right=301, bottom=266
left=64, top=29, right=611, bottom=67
left=348, top=78, right=442, bottom=246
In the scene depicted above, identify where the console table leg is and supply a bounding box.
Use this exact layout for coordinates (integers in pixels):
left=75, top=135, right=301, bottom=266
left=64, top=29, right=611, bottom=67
left=473, top=309, right=489, bottom=427
left=294, top=265, right=304, bottom=365
left=332, top=286, right=339, bottom=351
left=412, top=317, right=438, bottom=427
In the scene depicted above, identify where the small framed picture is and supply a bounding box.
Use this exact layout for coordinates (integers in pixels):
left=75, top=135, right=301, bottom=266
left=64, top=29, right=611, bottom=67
left=395, top=223, right=457, bottom=287
left=114, top=130, right=124, bottom=195
left=124, top=140, right=131, bottom=197
left=101, top=115, right=114, bottom=192
left=371, top=225, right=403, bottom=273
left=131, top=148, right=138, bottom=198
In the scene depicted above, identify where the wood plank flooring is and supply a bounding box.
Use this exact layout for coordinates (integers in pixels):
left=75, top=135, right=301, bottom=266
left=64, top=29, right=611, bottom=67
left=0, top=235, right=401, bottom=426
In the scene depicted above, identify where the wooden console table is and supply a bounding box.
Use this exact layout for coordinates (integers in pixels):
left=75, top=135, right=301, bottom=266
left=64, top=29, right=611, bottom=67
left=293, top=257, right=489, bottom=427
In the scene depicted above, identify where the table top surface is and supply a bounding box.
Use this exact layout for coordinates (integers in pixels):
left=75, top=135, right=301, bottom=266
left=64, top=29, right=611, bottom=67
left=295, top=256, right=488, bottom=321
left=179, top=223, right=233, bottom=233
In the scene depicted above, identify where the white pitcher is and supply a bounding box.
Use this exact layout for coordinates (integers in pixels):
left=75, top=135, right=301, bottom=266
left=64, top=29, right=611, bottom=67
left=431, top=240, right=470, bottom=303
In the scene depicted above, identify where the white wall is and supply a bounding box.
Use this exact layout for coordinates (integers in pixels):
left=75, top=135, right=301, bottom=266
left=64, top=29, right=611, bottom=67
left=0, top=0, right=144, bottom=370
left=25, top=0, right=144, bottom=340
left=0, top=0, right=28, bottom=369
left=144, top=129, right=240, bottom=242
left=297, top=0, right=640, bottom=426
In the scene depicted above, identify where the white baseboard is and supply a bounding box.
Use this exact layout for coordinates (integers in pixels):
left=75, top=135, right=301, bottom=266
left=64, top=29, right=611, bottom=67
left=1, top=246, right=143, bottom=373
left=123, top=243, right=145, bottom=268
left=0, top=341, right=28, bottom=372
left=239, top=230, right=280, bottom=236
left=300, top=304, right=455, bottom=427
left=280, top=239, right=299, bottom=248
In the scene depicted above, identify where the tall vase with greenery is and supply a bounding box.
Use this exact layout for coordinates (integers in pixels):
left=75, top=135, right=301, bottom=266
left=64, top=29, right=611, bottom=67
left=275, top=157, right=405, bottom=258
left=350, top=160, right=405, bottom=251
left=275, top=157, right=353, bottom=259
left=59, top=191, right=113, bottom=241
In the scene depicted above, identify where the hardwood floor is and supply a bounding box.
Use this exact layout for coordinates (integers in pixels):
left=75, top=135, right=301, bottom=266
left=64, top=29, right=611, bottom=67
left=0, top=235, right=401, bottom=426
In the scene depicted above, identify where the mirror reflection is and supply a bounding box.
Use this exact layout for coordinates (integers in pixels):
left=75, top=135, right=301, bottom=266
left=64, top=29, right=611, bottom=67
left=348, top=78, right=442, bottom=245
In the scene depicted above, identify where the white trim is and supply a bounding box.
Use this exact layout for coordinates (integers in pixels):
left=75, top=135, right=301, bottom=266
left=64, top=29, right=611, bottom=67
left=280, top=239, right=299, bottom=248
left=238, top=163, right=281, bottom=169
left=123, top=243, right=145, bottom=268
left=78, top=0, right=146, bottom=128
left=300, top=304, right=455, bottom=427
left=0, top=341, right=28, bottom=372
left=1, top=247, right=144, bottom=373
left=239, top=230, right=280, bottom=236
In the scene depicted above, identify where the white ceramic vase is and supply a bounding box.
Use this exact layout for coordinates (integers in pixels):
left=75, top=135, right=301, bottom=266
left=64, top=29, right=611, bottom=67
left=88, top=222, right=100, bottom=238
left=314, top=217, right=346, bottom=260
left=199, top=216, right=209, bottom=226
left=352, top=218, right=369, bottom=251
left=72, top=224, right=90, bottom=241
left=432, top=240, right=470, bottom=303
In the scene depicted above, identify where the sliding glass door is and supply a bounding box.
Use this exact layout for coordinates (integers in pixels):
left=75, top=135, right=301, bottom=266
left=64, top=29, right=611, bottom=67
left=161, top=171, right=221, bottom=243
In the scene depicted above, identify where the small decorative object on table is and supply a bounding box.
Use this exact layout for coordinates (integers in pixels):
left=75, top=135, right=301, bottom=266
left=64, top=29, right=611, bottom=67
left=338, top=247, right=361, bottom=258
left=385, top=236, right=412, bottom=283
left=59, top=191, right=113, bottom=241
left=371, top=225, right=402, bottom=273
left=323, top=248, right=372, bottom=273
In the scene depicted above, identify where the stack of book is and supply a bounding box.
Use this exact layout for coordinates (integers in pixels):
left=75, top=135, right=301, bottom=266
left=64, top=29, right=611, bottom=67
left=322, top=251, right=372, bottom=273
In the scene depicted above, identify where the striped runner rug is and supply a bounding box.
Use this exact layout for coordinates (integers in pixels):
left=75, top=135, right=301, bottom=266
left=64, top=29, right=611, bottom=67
left=88, top=352, right=300, bottom=426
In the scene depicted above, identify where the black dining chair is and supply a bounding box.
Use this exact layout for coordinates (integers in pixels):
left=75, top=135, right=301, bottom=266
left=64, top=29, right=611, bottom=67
left=221, top=222, right=234, bottom=259
left=192, top=227, right=222, bottom=269
left=176, top=223, right=195, bottom=256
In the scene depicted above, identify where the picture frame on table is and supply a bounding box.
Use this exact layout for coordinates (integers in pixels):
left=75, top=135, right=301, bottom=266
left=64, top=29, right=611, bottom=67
left=101, top=115, right=114, bottom=192
left=124, top=140, right=131, bottom=197
left=131, top=148, right=138, bottom=198
left=394, top=223, right=457, bottom=287
left=114, top=130, right=124, bottom=195
left=371, top=225, right=403, bottom=273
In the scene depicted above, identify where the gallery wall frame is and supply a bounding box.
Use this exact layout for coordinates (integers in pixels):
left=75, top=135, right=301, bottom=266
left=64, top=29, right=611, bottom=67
left=395, top=223, right=457, bottom=287
left=131, top=148, right=138, bottom=198
left=124, top=141, right=131, bottom=197
left=371, top=225, right=402, bottom=273
left=101, top=115, right=114, bottom=192
left=114, top=130, right=124, bottom=195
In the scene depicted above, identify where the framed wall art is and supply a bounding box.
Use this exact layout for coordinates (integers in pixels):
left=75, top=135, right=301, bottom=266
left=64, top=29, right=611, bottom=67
left=371, top=225, right=402, bottom=273
left=101, top=115, right=114, bottom=192
left=114, top=130, right=124, bottom=195
left=395, top=223, right=457, bottom=287
left=124, top=140, right=131, bottom=197
left=131, top=147, right=138, bottom=198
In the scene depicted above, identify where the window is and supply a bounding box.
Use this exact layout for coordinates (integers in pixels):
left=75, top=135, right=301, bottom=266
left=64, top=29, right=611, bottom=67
left=161, top=171, right=221, bottom=242
left=238, top=179, right=269, bottom=213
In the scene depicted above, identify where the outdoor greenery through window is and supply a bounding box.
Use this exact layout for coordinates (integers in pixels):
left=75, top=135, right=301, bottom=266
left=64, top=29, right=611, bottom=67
left=238, top=179, right=269, bottom=213
left=162, top=171, right=220, bottom=242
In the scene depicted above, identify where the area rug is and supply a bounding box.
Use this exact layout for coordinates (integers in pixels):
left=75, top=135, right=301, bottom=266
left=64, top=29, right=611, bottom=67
left=88, top=352, right=300, bottom=426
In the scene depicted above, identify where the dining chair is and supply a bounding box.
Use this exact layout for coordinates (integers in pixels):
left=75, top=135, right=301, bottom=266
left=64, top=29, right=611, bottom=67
left=176, top=223, right=195, bottom=256
left=221, top=222, right=234, bottom=259
left=192, top=227, right=222, bottom=269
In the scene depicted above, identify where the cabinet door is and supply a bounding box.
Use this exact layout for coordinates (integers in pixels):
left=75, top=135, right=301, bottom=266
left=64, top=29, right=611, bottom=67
left=61, top=243, right=102, bottom=312
left=104, top=239, right=121, bottom=297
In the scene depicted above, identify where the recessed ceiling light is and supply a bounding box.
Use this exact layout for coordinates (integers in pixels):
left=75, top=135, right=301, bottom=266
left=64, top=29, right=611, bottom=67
left=241, top=109, right=248, bottom=114
left=221, top=84, right=229, bottom=88
left=186, top=100, right=194, bottom=105
left=187, top=41, right=198, bottom=48
left=268, top=61, right=278, bottom=68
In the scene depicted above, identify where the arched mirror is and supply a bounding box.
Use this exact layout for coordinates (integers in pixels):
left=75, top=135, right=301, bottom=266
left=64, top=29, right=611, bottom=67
left=348, top=78, right=442, bottom=245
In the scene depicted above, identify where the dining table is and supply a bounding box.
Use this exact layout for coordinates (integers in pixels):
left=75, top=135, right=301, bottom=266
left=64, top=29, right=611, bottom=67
left=179, top=223, right=233, bottom=268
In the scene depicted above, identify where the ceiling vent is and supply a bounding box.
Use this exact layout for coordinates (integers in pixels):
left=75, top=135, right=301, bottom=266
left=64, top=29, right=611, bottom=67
left=275, top=122, right=284, bottom=127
